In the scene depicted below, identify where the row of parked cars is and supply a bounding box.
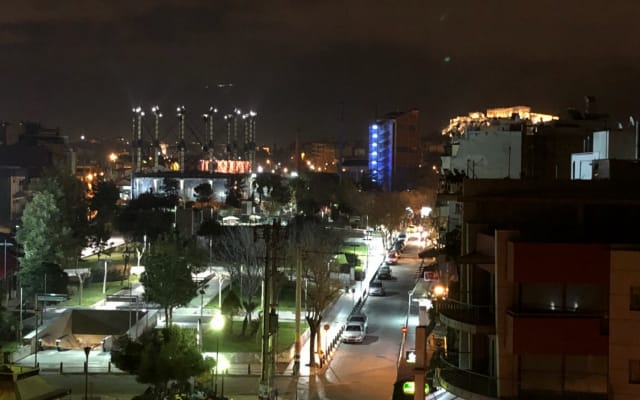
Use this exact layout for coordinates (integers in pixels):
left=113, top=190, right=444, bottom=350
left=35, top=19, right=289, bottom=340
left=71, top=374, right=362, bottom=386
left=343, top=258, right=393, bottom=343
left=343, top=230, right=417, bottom=344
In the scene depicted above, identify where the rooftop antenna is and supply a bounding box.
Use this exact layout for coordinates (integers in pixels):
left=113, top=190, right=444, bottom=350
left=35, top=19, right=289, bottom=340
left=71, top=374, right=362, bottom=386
left=630, top=116, right=639, bottom=160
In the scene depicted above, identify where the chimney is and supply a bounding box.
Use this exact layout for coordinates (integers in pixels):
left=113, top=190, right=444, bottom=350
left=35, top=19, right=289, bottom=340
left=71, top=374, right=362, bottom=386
left=584, top=96, right=596, bottom=116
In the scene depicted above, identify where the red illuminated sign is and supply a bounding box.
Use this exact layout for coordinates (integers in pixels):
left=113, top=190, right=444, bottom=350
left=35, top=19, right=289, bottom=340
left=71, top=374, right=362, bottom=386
left=199, top=159, right=251, bottom=174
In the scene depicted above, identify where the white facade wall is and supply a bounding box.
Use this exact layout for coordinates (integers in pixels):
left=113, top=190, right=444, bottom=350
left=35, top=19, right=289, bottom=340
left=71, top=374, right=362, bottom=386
left=448, top=128, right=522, bottom=179
left=593, top=130, right=636, bottom=160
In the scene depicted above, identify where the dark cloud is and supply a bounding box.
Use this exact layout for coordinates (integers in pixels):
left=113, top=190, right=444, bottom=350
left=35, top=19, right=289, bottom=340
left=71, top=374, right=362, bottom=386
left=1, top=0, right=639, bottom=144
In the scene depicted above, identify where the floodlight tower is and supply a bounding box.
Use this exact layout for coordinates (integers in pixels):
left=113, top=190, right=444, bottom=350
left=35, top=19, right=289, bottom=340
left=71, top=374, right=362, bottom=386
left=203, top=106, right=218, bottom=173
left=151, top=106, right=162, bottom=171
left=233, top=107, right=242, bottom=159
left=249, top=110, right=257, bottom=171
left=224, top=113, right=233, bottom=159
left=242, top=113, right=250, bottom=161
left=131, top=107, right=144, bottom=173
left=177, top=106, right=186, bottom=174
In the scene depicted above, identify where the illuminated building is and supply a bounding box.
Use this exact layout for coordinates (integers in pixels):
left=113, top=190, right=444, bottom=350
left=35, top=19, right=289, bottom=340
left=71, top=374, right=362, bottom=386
left=368, top=109, right=420, bottom=191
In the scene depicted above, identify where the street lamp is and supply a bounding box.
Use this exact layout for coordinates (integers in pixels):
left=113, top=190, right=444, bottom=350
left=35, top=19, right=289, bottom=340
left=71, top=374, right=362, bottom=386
left=217, top=274, right=227, bottom=309
left=83, top=346, right=91, bottom=400
left=198, top=285, right=208, bottom=352
left=211, top=314, right=225, bottom=399
left=406, top=290, right=413, bottom=328
left=34, top=307, right=39, bottom=368
left=218, top=356, right=230, bottom=400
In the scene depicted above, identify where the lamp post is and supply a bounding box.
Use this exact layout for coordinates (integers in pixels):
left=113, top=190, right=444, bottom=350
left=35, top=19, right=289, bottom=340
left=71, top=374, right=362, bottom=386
left=217, top=275, right=225, bottom=309
left=211, top=314, right=225, bottom=399
left=406, top=290, right=413, bottom=328
left=216, top=356, right=229, bottom=400
left=83, top=346, right=91, bottom=400
left=34, top=307, right=39, bottom=368
left=198, top=286, right=207, bottom=352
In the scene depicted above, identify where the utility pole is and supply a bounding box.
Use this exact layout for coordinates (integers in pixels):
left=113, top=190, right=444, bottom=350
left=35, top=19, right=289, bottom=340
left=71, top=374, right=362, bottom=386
left=258, top=220, right=279, bottom=400
left=293, top=247, right=302, bottom=375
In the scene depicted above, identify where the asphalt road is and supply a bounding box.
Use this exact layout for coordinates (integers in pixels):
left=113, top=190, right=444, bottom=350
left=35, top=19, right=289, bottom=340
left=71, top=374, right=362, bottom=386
left=291, top=238, right=424, bottom=400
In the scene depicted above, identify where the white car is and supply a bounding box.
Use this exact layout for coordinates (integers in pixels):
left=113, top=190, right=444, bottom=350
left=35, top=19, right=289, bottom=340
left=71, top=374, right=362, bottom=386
left=368, top=280, right=386, bottom=296
left=342, top=322, right=365, bottom=343
left=348, top=313, right=368, bottom=332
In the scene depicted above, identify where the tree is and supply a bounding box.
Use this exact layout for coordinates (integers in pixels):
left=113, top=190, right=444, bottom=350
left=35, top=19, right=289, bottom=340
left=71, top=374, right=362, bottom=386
left=31, top=164, right=89, bottom=267
left=140, top=236, right=206, bottom=324
left=221, top=290, right=241, bottom=335
left=287, top=217, right=344, bottom=367
left=160, top=177, right=180, bottom=206
left=88, top=180, right=120, bottom=259
left=290, top=173, right=340, bottom=218
left=224, top=177, right=245, bottom=208
left=193, top=182, right=213, bottom=204
left=111, top=325, right=207, bottom=396
left=114, top=192, right=175, bottom=269
left=252, top=173, right=292, bottom=214
left=17, top=191, right=72, bottom=298
left=212, top=226, right=264, bottom=336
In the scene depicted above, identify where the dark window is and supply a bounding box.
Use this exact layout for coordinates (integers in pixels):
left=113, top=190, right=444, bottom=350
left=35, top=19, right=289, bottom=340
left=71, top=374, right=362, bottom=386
left=630, top=287, right=640, bottom=311
left=629, top=360, right=640, bottom=384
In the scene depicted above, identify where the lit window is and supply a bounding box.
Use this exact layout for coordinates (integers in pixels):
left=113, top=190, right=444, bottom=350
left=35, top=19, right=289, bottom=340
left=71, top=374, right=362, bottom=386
left=631, top=287, right=640, bottom=311
left=630, top=360, right=640, bottom=384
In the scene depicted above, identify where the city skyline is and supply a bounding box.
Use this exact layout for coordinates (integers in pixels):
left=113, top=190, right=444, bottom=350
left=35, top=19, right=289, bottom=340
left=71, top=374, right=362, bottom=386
left=1, top=1, right=639, bottom=145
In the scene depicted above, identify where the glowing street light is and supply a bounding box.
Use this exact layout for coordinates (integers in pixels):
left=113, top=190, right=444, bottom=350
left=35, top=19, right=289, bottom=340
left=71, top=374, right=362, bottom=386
left=211, top=314, right=225, bottom=398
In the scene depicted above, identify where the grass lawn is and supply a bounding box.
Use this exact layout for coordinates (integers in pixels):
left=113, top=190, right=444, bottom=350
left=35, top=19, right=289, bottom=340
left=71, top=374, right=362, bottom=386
left=202, top=320, right=296, bottom=353
left=204, top=282, right=298, bottom=312
left=61, top=280, right=132, bottom=307
left=0, top=342, right=20, bottom=352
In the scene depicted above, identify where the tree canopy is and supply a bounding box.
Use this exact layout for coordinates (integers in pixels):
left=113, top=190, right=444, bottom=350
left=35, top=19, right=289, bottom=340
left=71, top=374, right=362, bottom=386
left=114, top=192, right=175, bottom=243
left=17, top=191, right=72, bottom=298
left=140, top=235, right=207, bottom=324
left=286, top=216, right=344, bottom=366
left=111, top=325, right=207, bottom=396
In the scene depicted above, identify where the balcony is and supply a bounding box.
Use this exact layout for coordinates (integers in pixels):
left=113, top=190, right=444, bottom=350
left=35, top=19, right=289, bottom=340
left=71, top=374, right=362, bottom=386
left=436, top=353, right=497, bottom=399
left=435, top=299, right=495, bottom=334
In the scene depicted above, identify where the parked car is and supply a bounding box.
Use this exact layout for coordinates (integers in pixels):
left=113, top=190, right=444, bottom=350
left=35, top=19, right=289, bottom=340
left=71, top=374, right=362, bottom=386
left=386, top=252, right=398, bottom=265
left=394, top=239, right=406, bottom=252
left=378, top=265, right=392, bottom=279
left=342, top=322, right=366, bottom=343
left=368, top=280, right=386, bottom=296
left=348, top=313, right=368, bottom=332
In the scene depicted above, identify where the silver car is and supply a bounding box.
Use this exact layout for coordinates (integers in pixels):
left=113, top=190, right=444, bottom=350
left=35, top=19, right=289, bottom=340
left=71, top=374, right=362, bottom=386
left=348, top=313, right=368, bottom=332
left=342, top=322, right=365, bottom=343
left=368, top=280, right=385, bottom=296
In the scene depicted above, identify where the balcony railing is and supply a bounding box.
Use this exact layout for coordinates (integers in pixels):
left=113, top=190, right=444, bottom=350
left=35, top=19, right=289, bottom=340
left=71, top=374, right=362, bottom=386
left=436, top=352, right=497, bottom=398
left=436, top=299, right=495, bottom=326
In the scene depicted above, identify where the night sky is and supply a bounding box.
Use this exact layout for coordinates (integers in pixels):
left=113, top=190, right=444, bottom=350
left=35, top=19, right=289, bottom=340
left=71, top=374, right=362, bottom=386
left=1, top=0, right=640, bottom=146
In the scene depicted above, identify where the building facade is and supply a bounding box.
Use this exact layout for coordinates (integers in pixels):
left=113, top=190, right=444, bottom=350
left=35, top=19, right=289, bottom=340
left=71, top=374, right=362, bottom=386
left=369, top=109, right=420, bottom=191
